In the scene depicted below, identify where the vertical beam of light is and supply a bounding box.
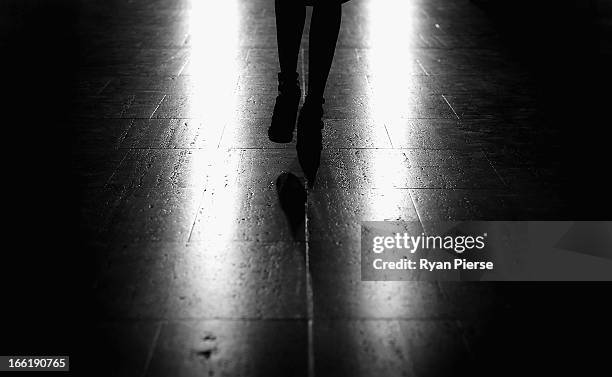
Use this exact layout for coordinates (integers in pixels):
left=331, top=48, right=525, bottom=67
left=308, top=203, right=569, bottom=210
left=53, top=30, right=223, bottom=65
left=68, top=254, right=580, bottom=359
left=364, top=0, right=417, bottom=206
left=187, top=0, right=240, bottom=122
left=186, top=0, right=241, bottom=238
left=359, top=0, right=430, bottom=320
left=185, top=0, right=241, bottom=241
left=365, top=0, right=419, bottom=123
left=170, top=0, right=259, bottom=320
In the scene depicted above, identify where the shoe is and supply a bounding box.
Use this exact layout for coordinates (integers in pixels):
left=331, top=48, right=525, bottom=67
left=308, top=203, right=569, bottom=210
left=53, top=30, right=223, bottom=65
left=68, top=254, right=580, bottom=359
left=268, top=72, right=301, bottom=143
left=296, top=96, right=324, bottom=186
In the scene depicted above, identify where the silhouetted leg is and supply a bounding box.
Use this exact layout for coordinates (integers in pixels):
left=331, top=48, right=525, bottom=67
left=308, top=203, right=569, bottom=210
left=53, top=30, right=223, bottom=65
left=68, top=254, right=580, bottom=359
left=269, top=0, right=306, bottom=143
left=296, top=3, right=342, bottom=184
left=275, top=0, right=306, bottom=75
left=307, top=2, right=342, bottom=100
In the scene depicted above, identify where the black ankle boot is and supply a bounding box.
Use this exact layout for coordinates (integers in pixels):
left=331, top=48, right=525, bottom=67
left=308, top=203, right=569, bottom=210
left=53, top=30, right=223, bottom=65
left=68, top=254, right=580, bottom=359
left=297, top=96, right=324, bottom=149
left=296, top=96, right=324, bottom=185
left=268, top=72, right=301, bottom=143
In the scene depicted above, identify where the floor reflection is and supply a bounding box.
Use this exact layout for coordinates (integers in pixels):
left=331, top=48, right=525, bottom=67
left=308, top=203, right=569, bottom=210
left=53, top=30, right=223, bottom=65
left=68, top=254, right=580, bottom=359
left=276, top=172, right=307, bottom=238
left=297, top=140, right=322, bottom=187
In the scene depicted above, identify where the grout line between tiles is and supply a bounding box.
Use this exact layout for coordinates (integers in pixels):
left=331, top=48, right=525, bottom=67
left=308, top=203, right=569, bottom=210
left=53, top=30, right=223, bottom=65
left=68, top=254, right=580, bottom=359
left=96, top=79, right=112, bottom=95
left=441, top=94, right=460, bottom=119
left=305, top=185, right=315, bottom=377
left=300, top=47, right=307, bottom=98
left=415, top=58, right=430, bottom=76
left=149, top=94, right=167, bottom=119
left=141, top=320, right=164, bottom=377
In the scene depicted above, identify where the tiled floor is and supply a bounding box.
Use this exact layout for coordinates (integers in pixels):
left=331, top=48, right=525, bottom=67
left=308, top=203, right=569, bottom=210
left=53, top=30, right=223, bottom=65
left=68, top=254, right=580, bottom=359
left=47, top=0, right=612, bottom=375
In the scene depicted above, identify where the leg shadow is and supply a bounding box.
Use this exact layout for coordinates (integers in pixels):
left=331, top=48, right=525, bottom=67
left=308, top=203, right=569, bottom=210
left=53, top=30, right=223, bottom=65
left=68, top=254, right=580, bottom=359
left=297, top=142, right=322, bottom=188
left=276, top=172, right=307, bottom=239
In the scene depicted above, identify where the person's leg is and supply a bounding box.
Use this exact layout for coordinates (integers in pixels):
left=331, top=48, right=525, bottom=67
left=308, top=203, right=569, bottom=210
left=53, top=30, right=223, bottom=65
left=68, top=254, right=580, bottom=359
left=296, top=2, right=342, bottom=184
left=306, top=2, right=342, bottom=101
left=269, top=0, right=307, bottom=143
left=275, top=0, right=306, bottom=76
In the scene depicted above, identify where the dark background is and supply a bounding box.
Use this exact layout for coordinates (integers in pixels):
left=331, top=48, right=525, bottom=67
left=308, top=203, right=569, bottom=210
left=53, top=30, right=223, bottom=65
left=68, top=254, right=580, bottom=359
left=0, top=0, right=82, bottom=370
left=473, top=0, right=612, bottom=219
left=0, top=0, right=611, bottom=375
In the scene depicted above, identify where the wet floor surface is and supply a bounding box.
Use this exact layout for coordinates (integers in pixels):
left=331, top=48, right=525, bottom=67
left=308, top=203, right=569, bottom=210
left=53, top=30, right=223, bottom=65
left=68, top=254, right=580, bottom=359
left=49, top=0, right=612, bottom=375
